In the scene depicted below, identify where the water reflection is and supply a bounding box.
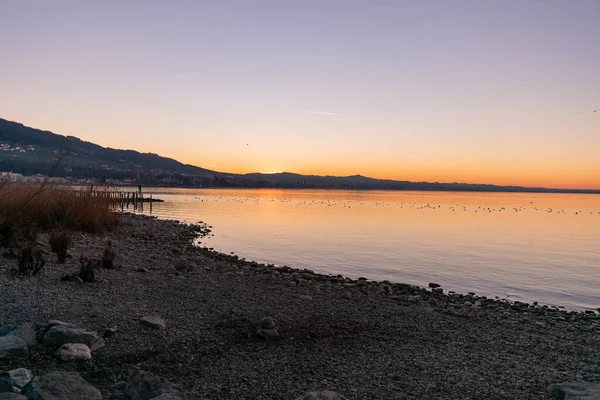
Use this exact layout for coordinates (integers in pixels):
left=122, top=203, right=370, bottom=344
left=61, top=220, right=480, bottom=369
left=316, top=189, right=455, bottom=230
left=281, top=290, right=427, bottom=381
left=133, top=188, right=600, bottom=310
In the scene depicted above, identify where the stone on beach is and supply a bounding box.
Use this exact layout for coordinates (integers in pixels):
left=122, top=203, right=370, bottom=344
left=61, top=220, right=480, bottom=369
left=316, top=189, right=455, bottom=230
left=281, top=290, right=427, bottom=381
left=45, top=320, right=78, bottom=330
left=0, top=394, right=27, bottom=400
left=0, top=372, right=12, bottom=393
left=259, top=317, right=275, bottom=329
left=125, top=369, right=176, bottom=400
left=42, top=324, right=105, bottom=351
left=0, top=337, right=27, bottom=359
left=139, top=316, right=167, bottom=330
left=174, top=259, right=195, bottom=272
left=21, top=371, right=102, bottom=400
left=296, top=391, right=349, bottom=400
left=548, top=382, right=600, bottom=399
left=56, top=343, right=92, bottom=360
left=0, top=324, right=37, bottom=347
left=8, top=369, right=31, bottom=390
left=428, top=282, right=441, bottom=288
left=256, top=328, right=279, bottom=339
left=102, top=327, right=118, bottom=338
left=256, top=316, right=279, bottom=339
left=408, top=295, right=421, bottom=303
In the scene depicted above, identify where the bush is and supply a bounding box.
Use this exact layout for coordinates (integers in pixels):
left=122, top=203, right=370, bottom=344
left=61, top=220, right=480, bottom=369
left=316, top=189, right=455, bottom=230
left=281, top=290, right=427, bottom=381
left=49, top=230, right=71, bottom=263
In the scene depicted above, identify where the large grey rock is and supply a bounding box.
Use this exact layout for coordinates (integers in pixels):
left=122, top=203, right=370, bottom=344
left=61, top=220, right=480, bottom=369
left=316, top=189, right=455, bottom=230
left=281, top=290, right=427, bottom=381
left=0, top=372, right=12, bottom=393
left=174, top=260, right=195, bottom=272
left=0, top=324, right=37, bottom=347
left=56, top=343, right=92, bottom=361
left=296, top=391, right=349, bottom=400
left=0, top=337, right=27, bottom=358
left=22, top=372, right=101, bottom=400
left=139, top=317, right=166, bottom=331
left=549, top=382, right=600, bottom=399
left=125, top=369, right=175, bottom=400
left=0, top=393, right=28, bottom=399
left=8, top=369, right=31, bottom=390
left=42, top=325, right=105, bottom=351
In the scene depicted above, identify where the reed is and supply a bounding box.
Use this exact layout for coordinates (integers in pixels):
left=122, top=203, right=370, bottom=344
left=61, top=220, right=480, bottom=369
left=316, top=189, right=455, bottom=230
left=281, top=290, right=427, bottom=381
left=0, top=183, right=119, bottom=243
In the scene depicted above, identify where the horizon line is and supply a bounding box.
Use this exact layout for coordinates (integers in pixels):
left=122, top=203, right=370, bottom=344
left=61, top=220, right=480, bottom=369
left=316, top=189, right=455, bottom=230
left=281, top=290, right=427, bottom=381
left=1, top=116, right=599, bottom=193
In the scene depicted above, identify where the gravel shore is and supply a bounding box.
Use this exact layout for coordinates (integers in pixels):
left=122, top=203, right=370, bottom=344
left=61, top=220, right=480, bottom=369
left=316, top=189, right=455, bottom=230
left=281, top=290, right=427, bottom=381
left=1, top=213, right=600, bottom=399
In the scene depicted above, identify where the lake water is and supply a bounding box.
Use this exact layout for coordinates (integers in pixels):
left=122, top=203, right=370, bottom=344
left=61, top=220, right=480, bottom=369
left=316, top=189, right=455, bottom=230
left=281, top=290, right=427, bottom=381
left=132, top=188, right=600, bottom=310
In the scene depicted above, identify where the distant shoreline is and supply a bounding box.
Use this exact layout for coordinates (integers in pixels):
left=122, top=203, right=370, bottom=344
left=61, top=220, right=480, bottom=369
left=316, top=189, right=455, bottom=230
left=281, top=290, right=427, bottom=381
left=113, top=184, right=600, bottom=195
left=2, top=117, right=599, bottom=194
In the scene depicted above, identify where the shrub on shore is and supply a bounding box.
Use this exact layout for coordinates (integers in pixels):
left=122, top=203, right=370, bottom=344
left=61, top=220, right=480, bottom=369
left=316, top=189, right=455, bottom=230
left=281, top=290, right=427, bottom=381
left=18, top=245, right=46, bottom=275
left=0, top=183, right=119, bottom=245
left=49, top=230, right=72, bottom=263
left=102, top=241, right=116, bottom=269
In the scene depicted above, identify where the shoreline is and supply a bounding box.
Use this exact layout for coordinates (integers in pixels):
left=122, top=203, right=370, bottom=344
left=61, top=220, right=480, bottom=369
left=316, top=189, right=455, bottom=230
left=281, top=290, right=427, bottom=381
left=2, top=213, right=600, bottom=398
left=194, top=239, right=587, bottom=314
left=188, top=220, right=595, bottom=313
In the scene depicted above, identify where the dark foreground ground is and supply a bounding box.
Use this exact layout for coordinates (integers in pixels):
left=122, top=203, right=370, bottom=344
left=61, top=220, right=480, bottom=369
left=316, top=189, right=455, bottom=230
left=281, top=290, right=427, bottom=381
left=1, top=214, right=599, bottom=399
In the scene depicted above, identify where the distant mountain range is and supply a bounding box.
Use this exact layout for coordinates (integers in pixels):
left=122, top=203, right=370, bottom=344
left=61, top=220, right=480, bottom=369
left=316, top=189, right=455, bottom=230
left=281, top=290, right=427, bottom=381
left=1, top=117, right=598, bottom=193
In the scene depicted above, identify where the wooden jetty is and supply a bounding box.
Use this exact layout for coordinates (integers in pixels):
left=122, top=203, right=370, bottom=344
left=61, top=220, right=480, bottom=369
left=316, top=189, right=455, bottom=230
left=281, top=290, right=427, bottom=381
left=74, top=187, right=163, bottom=212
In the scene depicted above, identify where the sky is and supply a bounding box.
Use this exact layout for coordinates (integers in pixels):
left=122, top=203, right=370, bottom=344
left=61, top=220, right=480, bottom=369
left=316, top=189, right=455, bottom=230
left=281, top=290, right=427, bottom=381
left=1, top=0, right=599, bottom=189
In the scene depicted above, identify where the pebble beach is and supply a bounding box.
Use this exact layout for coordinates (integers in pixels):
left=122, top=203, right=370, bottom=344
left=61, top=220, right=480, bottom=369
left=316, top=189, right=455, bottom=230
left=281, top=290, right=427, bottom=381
left=1, top=213, right=600, bottom=399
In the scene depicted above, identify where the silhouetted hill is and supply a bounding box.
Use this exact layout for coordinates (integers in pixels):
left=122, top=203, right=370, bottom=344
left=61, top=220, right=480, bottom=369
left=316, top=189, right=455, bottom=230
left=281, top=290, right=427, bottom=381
left=1, top=117, right=598, bottom=193
left=0, top=118, right=219, bottom=183
left=242, top=172, right=600, bottom=193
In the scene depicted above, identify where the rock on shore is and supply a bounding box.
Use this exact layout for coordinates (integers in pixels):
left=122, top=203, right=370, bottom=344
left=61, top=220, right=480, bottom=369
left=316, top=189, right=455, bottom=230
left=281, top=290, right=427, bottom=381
left=0, top=338, right=26, bottom=359
left=42, top=323, right=105, bottom=351
left=21, top=372, right=101, bottom=400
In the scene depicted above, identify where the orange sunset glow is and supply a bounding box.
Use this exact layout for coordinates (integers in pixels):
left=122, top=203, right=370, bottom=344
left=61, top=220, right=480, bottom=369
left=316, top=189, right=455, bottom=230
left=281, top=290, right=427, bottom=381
left=1, top=1, right=599, bottom=190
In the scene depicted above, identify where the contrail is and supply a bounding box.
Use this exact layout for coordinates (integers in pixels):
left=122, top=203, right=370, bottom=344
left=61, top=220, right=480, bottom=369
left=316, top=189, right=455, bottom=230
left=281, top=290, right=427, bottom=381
left=307, top=110, right=354, bottom=117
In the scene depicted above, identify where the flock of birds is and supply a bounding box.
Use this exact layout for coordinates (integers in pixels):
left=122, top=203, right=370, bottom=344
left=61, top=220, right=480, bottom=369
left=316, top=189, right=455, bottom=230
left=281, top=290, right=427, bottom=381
left=189, top=196, right=599, bottom=216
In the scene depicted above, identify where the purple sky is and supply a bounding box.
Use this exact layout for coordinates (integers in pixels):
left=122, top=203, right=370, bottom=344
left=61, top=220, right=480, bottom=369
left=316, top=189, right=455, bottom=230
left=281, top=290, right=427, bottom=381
left=1, top=0, right=599, bottom=188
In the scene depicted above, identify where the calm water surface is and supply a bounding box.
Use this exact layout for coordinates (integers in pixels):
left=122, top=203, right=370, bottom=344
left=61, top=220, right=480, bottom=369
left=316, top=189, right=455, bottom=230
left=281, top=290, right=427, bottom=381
left=134, top=188, right=599, bottom=310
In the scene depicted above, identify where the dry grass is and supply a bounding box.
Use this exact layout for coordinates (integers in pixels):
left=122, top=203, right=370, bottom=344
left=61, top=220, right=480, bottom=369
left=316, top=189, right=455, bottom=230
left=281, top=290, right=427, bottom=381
left=0, top=183, right=120, bottom=244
